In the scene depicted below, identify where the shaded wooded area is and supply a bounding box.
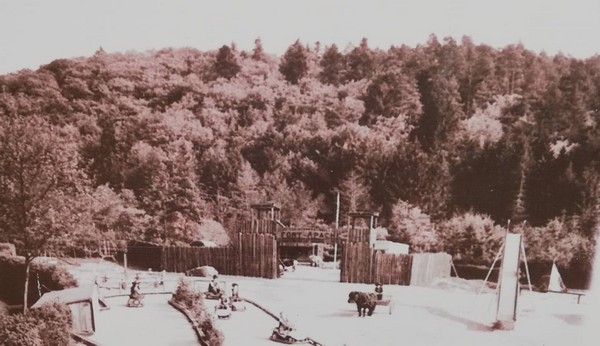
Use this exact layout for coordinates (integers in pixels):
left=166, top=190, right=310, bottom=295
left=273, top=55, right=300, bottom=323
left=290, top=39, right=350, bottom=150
left=1, top=36, right=598, bottom=287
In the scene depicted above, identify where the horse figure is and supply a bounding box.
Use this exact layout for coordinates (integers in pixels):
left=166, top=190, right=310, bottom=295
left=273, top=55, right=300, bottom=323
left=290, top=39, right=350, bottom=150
left=348, top=291, right=377, bottom=317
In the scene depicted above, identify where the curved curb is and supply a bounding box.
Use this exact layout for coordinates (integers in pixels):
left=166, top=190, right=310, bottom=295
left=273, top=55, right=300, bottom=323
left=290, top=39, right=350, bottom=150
left=71, top=332, right=101, bottom=346
left=168, top=299, right=206, bottom=346
left=239, top=297, right=279, bottom=320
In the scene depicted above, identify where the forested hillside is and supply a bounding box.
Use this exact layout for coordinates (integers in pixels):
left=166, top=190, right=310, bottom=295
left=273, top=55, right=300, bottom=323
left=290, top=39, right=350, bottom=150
left=0, top=36, right=598, bottom=274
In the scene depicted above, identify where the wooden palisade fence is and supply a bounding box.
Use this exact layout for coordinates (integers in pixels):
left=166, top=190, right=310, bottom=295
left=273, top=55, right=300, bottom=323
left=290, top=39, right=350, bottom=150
left=160, top=233, right=278, bottom=279
left=340, top=242, right=412, bottom=285
left=340, top=227, right=451, bottom=285
left=234, top=219, right=278, bottom=235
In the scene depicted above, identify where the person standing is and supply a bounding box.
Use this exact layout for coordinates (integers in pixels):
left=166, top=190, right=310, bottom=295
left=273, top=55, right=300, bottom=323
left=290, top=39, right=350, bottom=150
left=231, top=283, right=240, bottom=301
left=375, top=282, right=383, bottom=300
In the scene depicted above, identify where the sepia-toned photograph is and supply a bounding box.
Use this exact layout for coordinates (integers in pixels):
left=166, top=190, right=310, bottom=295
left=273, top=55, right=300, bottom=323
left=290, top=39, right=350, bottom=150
left=1, top=1, right=599, bottom=345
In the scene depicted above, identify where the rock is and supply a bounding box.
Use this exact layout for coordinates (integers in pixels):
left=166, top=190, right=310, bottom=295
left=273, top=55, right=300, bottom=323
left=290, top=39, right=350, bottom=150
left=186, top=266, right=219, bottom=277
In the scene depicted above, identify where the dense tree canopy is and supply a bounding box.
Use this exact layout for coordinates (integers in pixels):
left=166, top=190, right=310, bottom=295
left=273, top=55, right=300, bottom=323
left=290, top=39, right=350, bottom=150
left=0, top=36, right=598, bottom=276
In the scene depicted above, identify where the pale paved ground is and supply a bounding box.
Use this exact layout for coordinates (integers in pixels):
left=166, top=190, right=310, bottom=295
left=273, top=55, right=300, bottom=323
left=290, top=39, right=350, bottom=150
left=205, top=300, right=280, bottom=346
left=89, top=294, right=198, bottom=346
left=66, top=260, right=599, bottom=346
left=205, top=266, right=593, bottom=346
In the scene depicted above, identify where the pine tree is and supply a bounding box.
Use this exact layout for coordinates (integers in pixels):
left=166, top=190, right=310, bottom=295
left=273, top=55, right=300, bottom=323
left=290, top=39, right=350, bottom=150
left=319, top=44, right=345, bottom=85
left=214, top=45, right=241, bottom=80
left=279, top=40, right=308, bottom=84
left=344, top=38, right=375, bottom=82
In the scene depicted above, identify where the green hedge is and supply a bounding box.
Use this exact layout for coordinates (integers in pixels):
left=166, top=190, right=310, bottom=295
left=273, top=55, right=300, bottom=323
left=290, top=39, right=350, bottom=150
left=0, top=256, right=78, bottom=306
left=0, top=302, right=72, bottom=346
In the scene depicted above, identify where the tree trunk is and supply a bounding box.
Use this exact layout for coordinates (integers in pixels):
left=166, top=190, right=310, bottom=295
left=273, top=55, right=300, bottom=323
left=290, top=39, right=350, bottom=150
left=23, top=256, right=31, bottom=314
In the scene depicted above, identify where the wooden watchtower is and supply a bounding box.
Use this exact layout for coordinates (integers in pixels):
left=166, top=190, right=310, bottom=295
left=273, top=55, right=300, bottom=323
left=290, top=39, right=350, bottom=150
left=251, top=202, right=281, bottom=221
left=346, top=211, right=379, bottom=246
left=348, top=211, right=379, bottom=230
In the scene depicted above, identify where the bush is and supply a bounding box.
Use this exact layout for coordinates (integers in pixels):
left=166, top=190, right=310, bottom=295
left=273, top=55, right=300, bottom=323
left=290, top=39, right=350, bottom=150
left=0, top=243, right=16, bottom=257
left=0, top=256, right=78, bottom=306
left=30, top=302, right=73, bottom=346
left=437, top=212, right=505, bottom=264
left=172, top=278, right=203, bottom=311
left=0, top=313, right=42, bottom=346
left=0, top=302, right=72, bottom=346
left=194, top=219, right=230, bottom=247
left=172, top=279, right=224, bottom=346
left=389, top=200, right=438, bottom=252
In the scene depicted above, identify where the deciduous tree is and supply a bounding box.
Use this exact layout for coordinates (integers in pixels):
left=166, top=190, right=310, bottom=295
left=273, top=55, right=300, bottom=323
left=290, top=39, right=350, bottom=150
left=0, top=116, right=89, bottom=312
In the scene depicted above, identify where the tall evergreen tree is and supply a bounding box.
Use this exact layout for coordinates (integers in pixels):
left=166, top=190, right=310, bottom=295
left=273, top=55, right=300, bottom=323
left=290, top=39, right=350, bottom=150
left=214, top=45, right=241, bottom=80
left=279, top=40, right=308, bottom=85
left=344, top=38, right=375, bottom=82
left=319, top=44, right=345, bottom=85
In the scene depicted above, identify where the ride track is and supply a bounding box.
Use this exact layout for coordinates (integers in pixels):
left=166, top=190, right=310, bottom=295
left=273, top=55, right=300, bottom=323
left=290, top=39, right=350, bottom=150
left=210, top=297, right=325, bottom=346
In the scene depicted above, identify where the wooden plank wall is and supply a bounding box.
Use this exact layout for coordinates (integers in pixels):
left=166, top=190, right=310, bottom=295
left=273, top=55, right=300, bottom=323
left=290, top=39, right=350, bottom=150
left=346, top=228, right=370, bottom=243
left=340, top=242, right=412, bottom=285
left=409, top=253, right=452, bottom=286
left=372, top=251, right=412, bottom=285
left=160, top=233, right=278, bottom=279
left=341, top=241, right=450, bottom=286
left=235, top=220, right=278, bottom=235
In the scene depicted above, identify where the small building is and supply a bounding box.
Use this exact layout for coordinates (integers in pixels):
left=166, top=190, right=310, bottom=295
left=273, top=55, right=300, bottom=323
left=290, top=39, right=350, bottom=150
left=31, top=285, right=102, bottom=335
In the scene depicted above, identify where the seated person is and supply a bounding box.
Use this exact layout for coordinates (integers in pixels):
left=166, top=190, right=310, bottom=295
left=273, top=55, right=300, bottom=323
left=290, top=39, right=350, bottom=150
left=130, top=280, right=143, bottom=300
left=277, top=312, right=293, bottom=333
left=208, top=275, right=222, bottom=296
left=217, top=296, right=231, bottom=309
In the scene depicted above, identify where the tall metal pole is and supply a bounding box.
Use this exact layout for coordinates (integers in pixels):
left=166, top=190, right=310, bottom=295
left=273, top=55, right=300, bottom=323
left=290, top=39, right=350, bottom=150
left=334, top=192, right=340, bottom=266
left=335, top=192, right=340, bottom=229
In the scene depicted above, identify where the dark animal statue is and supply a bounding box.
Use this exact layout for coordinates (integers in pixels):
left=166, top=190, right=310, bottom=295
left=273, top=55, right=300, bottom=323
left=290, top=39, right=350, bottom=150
left=348, top=291, right=377, bottom=317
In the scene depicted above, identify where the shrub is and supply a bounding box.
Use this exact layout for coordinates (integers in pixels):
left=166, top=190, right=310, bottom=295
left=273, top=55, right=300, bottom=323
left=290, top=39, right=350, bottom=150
left=0, top=243, right=16, bottom=257
left=437, top=212, right=505, bottom=264
left=0, top=313, right=42, bottom=346
left=0, top=256, right=78, bottom=306
left=30, top=302, right=73, bottom=346
left=172, top=278, right=203, bottom=311
left=389, top=200, right=438, bottom=252
left=0, top=302, right=72, bottom=346
left=194, top=219, right=230, bottom=247
left=172, top=279, right=224, bottom=346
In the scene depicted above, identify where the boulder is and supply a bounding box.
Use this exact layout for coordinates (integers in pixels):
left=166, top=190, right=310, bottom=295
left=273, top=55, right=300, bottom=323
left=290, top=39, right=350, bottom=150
left=186, top=266, right=219, bottom=277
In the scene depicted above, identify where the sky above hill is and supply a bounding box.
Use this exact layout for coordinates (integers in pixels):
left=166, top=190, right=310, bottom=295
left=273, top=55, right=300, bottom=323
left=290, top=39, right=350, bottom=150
left=1, top=0, right=599, bottom=74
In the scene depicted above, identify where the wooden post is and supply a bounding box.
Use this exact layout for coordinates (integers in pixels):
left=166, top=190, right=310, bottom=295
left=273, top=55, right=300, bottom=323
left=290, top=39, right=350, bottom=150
left=495, top=233, right=522, bottom=330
